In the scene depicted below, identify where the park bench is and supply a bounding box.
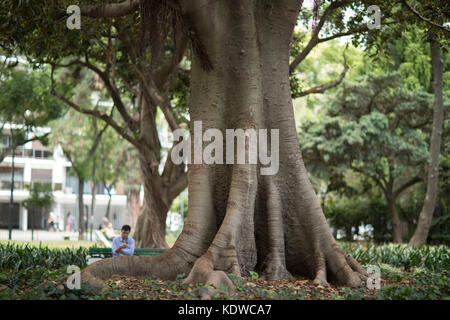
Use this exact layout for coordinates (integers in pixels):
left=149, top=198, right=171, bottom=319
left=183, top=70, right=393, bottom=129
left=88, top=247, right=169, bottom=260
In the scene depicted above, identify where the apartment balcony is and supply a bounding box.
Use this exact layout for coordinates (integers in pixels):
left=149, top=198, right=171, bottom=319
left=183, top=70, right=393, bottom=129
left=0, top=181, right=63, bottom=192
left=4, top=147, right=53, bottom=160
left=0, top=180, right=25, bottom=190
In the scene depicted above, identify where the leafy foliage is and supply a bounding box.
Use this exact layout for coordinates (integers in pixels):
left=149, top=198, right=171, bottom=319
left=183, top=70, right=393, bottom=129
left=0, top=242, right=88, bottom=270
left=0, top=67, right=64, bottom=125
left=341, top=242, right=450, bottom=272
left=22, top=182, right=54, bottom=212
left=0, top=66, right=65, bottom=161
left=300, top=73, right=433, bottom=192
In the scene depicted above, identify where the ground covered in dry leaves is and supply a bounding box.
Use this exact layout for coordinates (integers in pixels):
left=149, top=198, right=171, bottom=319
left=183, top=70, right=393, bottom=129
left=1, top=264, right=447, bottom=300
left=84, top=264, right=447, bottom=300
left=98, top=274, right=381, bottom=300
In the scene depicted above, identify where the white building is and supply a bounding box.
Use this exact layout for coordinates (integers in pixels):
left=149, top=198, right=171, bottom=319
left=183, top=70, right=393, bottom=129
left=0, top=124, right=128, bottom=232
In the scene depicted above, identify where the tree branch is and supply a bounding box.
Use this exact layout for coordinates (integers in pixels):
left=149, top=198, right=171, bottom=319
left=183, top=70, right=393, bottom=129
left=131, top=62, right=179, bottom=131
left=292, top=64, right=349, bottom=98
left=81, top=56, right=140, bottom=132
left=50, top=66, right=141, bottom=149
left=87, top=123, right=110, bottom=160
left=318, top=25, right=369, bottom=43
left=289, top=0, right=351, bottom=73
left=394, top=176, right=422, bottom=198
left=46, top=58, right=139, bottom=132
left=168, top=172, right=187, bottom=202
left=81, top=0, right=140, bottom=18
left=401, top=0, right=450, bottom=33
left=0, top=132, right=51, bottom=163
left=154, top=25, right=188, bottom=84
left=350, top=164, right=387, bottom=193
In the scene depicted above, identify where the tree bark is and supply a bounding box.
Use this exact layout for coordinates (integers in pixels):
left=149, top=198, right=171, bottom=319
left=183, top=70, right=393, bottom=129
left=126, top=189, right=140, bottom=230
left=104, top=185, right=112, bottom=220
left=387, top=195, right=403, bottom=243
left=82, top=1, right=367, bottom=296
left=133, top=155, right=170, bottom=248
left=409, top=37, right=444, bottom=247
left=78, top=177, right=85, bottom=240
left=89, top=167, right=96, bottom=241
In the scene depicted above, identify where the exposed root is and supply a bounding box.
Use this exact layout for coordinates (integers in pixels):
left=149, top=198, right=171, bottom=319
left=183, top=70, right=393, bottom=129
left=79, top=248, right=195, bottom=291
left=326, top=244, right=365, bottom=287
left=183, top=256, right=235, bottom=299
left=344, top=250, right=369, bottom=283
left=80, top=270, right=110, bottom=291
left=260, top=254, right=293, bottom=281
left=310, top=243, right=369, bottom=288
left=313, top=252, right=329, bottom=287
left=259, top=176, right=293, bottom=281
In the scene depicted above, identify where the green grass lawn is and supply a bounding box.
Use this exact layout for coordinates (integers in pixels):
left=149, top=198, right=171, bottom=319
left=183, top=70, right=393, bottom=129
left=0, top=240, right=101, bottom=249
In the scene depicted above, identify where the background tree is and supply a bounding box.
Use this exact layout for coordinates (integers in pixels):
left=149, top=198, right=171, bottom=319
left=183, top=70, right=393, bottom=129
left=50, top=103, right=109, bottom=240
left=96, top=126, right=129, bottom=221
left=297, top=18, right=448, bottom=245
left=123, top=145, right=142, bottom=231
left=0, top=0, right=189, bottom=248
left=403, top=1, right=448, bottom=247
left=299, top=73, right=434, bottom=243
left=22, top=182, right=54, bottom=240
left=0, top=65, right=64, bottom=162
left=360, top=0, right=449, bottom=246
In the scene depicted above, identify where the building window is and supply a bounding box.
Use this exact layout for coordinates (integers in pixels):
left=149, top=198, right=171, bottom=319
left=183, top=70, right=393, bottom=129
left=31, top=169, right=52, bottom=190
left=43, top=151, right=52, bottom=159
left=34, top=150, right=42, bottom=158
left=0, top=167, right=25, bottom=190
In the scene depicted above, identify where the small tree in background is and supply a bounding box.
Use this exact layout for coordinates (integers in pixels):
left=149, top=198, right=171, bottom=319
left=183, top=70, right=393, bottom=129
left=0, top=65, right=65, bottom=163
left=23, top=182, right=54, bottom=240
left=299, top=73, right=434, bottom=243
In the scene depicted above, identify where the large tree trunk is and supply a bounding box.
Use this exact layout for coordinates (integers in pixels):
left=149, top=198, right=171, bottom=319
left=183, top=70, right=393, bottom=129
left=82, top=1, right=367, bottom=296
left=125, top=92, right=185, bottom=248
left=133, top=157, right=170, bottom=248
left=409, top=38, right=444, bottom=247
left=132, top=91, right=171, bottom=248
left=126, top=189, right=140, bottom=230
left=387, top=195, right=404, bottom=244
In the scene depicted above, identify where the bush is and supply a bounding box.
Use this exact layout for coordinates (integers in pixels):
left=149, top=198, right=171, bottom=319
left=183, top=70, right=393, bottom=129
left=377, top=270, right=450, bottom=300
left=341, top=242, right=450, bottom=271
left=0, top=242, right=88, bottom=270
left=429, top=234, right=450, bottom=246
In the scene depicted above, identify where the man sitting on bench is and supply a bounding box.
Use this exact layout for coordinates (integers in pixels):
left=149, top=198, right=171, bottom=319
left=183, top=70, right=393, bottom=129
left=112, top=225, right=135, bottom=257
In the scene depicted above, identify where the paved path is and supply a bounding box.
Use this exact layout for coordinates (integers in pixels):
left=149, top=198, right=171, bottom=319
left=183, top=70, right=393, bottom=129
left=0, top=229, right=81, bottom=241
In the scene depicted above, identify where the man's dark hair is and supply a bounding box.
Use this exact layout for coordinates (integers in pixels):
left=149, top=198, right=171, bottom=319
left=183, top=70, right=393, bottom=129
left=121, top=225, right=131, bottom=231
